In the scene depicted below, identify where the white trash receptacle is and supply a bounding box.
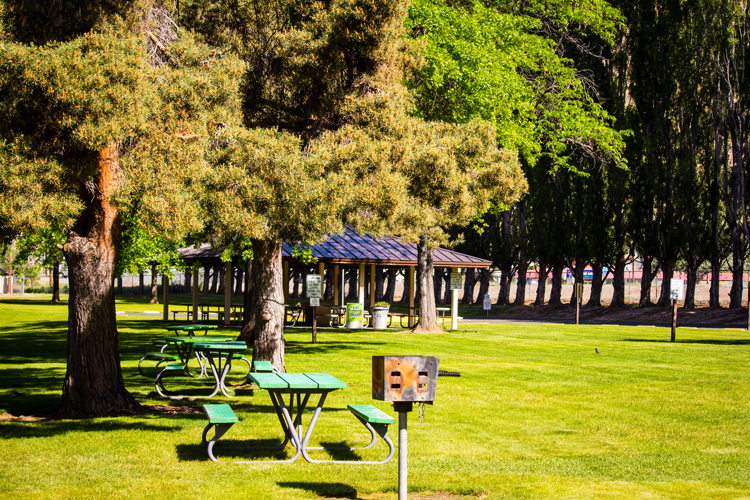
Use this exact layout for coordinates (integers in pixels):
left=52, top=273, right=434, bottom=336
left=372, top=306, right=389, bottom=329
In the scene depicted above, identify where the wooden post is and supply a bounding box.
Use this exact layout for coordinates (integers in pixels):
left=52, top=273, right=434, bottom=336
left=192, top=266, right=199, bottom=324
left=408, top=265, right=415, bottom=328
left=671, top=299, right=677, bottom=342
left=333, top=265, right=340, bottom=306
left=451, top=267, right=459, bottom=330
left=224, top=261, right=232, bottom=326
left=282, top=260, right=289, bottom=304
left=162, top=273, right=169, bottom=322
left=358, top=262, right=366, bottom=304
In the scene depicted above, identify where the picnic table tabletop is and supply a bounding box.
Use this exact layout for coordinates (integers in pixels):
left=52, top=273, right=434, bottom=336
left=166, top=324, right=217, bottom=336
left=248, top=372, right=347, bottom=391
left=161, top=335, right=232, bottom=344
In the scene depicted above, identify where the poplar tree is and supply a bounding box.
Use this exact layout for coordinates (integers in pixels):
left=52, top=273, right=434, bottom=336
left=0, top=1, right=242, bottom=415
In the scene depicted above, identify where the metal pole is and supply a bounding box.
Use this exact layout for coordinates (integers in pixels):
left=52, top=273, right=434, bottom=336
left=398, top=411, right=408, bottom=500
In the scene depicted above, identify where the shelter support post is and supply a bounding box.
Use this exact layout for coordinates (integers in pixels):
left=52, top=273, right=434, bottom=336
left=358, top=263, right=366, bottom=304
left=333, top=265, right=340, bottom=306
left=192, top=266, right=198, bottom=324
left=451, top=267, right=459, bottom=330
left=408, top=266, right=415, bottom=328
left=224, top=261, right=231, bottom=326
left=162, top=274, right=169, bottom=322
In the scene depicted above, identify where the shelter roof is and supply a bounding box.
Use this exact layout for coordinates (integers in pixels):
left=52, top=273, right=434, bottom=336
left=180, top=227, right=491, bottom=268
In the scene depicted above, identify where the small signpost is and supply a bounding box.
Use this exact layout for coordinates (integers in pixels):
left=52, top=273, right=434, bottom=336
left=306, top=274, right=323, bottom=343
left=450, top=273, right=462, bottom=290
left=575, top=282, right=583, bottom=325
left=670, top=278, right=684, bottom=342
left=483, top=294, right=491, bottom=317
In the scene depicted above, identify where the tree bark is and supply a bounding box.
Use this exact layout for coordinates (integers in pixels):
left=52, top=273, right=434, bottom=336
left=51, top=258, right=61, bottom=303
left=201, top=265, right=210, bottom=294
left=383, top=269, right=397, bottom=303
left=234, top=265, right=244, bottom=295
left=474, top=269, right=490, bottom=305
left=324, top=268, right=334, bottom=300
left=639, top=258, right=657, bottom=307
left=185, top=269, right=192, bottom=294
left=217, top=264, right=226, bottom=294
left=587, top=260, right=608, bottom=307
left=656, top=259, right=675, bottom=308
left=116, top=277, right=123, bottom=295
left=534, top=263, right=547, bottom=306
left=412, top=236, right=441, bottom=333
left=548, top=264, right=563, bottom=306
left=610, top=254, right=627, bottom=308
left=243, top=259, right=252, bottom=326
left=139, top=272, right=144, bottom=295
left=58, top=145, right=142, bottom=417
left=729, top=234, right=745, bottom=308
left=685, top=254, right=699, bottom=310
left=461, top=268, right=476, bottom=304
left=210, top=264, right=219, bottom=294
left=149, top=262, right=158, bottom=304
left=375, top=269, right=385, bottom=302
left=238, top=239, right=286, bottom=372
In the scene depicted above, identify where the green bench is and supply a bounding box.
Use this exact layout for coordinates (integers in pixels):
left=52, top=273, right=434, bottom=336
left=201, top=402, right=394, bottom=464
left=138, top=352, right=180, bottom=376
left=202, top=404, right=240, bottom=462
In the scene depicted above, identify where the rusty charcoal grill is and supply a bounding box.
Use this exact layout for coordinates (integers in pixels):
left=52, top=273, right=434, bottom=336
left=372, top=355, right=440, bottom=500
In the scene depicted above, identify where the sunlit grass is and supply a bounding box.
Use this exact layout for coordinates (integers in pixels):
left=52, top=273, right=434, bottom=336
left=0, top=295, right=749, bottom=499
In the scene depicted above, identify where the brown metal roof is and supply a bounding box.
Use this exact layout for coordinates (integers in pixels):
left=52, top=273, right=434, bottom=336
left=180, top=227, right=491, bottom=268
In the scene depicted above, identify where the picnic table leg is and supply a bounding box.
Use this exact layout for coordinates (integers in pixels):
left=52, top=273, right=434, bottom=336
left=203, top=355, right=229, bottom=398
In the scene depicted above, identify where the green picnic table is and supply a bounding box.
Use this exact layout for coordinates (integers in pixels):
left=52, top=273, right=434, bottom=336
left=202, top=372, right=394, bottom=464
left=155, top=339, right=247, bottom=400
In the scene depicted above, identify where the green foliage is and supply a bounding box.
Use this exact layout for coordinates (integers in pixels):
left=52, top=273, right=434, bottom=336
left=407, top=0, right=627, bottom=172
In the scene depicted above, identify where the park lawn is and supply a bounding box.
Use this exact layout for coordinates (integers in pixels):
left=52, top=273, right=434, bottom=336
left=0, top=296, right=748, bottom=500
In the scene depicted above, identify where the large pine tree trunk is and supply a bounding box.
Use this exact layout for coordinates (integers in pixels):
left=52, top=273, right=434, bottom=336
left=243, top=259, right=252, bottom=326
left=412, top=236, right=441, bottom=333
left=497, top=265, right=512, bottom=305
left=51, top=258, right=61, bottom=304
left=239, top=239, right=286, bottom=372
left=58, top=146, right=141, bottom=417
left=139, top=272, right=144, bottom=295
left=185, top=270, right=192, bottom=294
left=384, top=269, right=397, bottom=303
left=375, top=269, right=385, bottom=302
left=149, top=262, right=158, bottom=304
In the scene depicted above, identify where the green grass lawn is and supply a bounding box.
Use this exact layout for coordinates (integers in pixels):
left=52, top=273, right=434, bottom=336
left=0, top=295, right=749, bottom=499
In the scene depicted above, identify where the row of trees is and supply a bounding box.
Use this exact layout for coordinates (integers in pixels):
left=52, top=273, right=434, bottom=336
left=0, top=0, right=533, bottom=416
left=448, top=0, right=749, bottom=312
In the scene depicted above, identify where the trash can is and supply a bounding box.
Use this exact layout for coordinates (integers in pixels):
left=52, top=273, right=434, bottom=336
left=345, top=303, right=364, bottom=329
left=372, top=306, right=389, bottom=329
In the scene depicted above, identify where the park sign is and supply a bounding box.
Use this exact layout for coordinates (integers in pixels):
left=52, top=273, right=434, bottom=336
left=670, top=279, right=685, bottom=301
left=483, top=294, right=491, bottom=310
left=309, top=298, right=320, bottom=307
left=450, top=273, right=462, bottom=290
left=306, top=274, right=323, bottom=299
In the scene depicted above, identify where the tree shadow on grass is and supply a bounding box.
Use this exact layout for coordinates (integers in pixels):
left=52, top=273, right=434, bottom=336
left=277, top=482, right=359, bottom=499
left=176, top=439, right=292, bottom=462
left=0, top=418, right=182, bottom=439
left=621, top=338, right=750, bottom=345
